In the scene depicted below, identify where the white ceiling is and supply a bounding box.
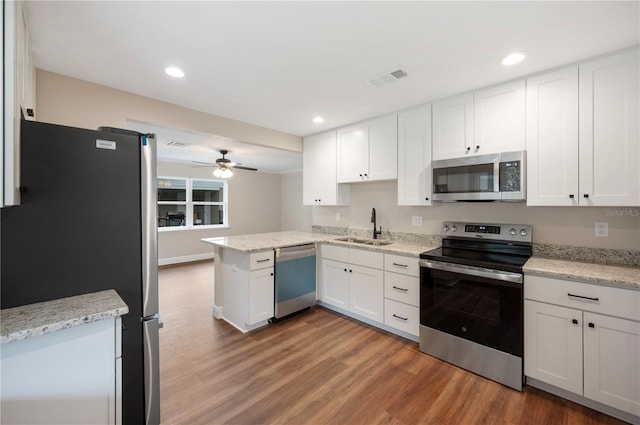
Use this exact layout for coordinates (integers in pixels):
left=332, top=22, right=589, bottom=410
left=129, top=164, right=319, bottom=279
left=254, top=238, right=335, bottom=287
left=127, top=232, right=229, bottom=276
left=26, top=1, right=640, bottom=171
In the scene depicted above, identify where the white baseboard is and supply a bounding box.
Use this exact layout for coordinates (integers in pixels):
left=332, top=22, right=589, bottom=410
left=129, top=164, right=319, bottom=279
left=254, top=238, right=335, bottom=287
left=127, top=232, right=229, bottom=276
left=212, top=304, right=223, bottom=319
left=158, top=252, right=214, bottom=266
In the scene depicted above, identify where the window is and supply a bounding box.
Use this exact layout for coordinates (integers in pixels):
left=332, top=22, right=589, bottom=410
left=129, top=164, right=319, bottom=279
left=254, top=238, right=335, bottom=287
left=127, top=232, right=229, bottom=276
left=157, top=177, right=228, bottom=230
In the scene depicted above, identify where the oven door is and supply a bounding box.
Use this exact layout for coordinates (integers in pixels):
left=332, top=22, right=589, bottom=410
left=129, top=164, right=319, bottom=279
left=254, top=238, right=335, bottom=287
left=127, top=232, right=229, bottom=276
left=419, top=260, right=523, bottom=357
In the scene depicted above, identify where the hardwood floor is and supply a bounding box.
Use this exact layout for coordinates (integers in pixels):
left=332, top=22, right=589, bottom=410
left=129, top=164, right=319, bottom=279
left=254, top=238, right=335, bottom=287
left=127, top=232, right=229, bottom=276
left=158, top=261, right=626, bottom=425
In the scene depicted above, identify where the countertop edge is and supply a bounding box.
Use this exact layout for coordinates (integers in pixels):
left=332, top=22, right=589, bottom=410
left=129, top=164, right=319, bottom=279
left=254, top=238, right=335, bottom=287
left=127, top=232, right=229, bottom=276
left=524, top=257, right=640, bottom=291
left=1, top=289, right=130, bottom=345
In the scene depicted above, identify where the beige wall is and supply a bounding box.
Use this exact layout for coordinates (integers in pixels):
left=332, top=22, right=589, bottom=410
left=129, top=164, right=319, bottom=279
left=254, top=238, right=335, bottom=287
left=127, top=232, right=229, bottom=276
left=157, top=162, right=283, bottom=262
left=313, top=181, right=640, bottom=251
left=281, top=171, right=312, bottom=232
left=35, top=70, right=302, bottom=152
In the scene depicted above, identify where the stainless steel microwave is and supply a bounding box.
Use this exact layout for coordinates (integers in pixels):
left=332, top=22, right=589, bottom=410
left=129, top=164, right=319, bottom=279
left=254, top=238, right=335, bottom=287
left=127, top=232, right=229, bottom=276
left=432, top=151, right=526, bottom=202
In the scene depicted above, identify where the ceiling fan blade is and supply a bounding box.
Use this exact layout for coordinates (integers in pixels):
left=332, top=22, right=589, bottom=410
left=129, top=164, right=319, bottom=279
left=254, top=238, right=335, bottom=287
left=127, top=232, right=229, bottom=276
left=192, top=160, right=216, bottom=166
left=232, top=165, right=258, bottom=171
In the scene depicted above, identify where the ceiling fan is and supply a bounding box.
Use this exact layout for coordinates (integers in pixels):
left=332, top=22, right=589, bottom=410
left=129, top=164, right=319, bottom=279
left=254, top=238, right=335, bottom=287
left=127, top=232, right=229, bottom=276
left=193, top=149, right=258, bottom=178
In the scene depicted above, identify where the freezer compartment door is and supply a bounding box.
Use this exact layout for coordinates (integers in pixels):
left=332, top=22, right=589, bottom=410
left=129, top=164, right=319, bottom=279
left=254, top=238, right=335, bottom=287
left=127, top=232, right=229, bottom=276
left=143, top=315, right=161, bottom=425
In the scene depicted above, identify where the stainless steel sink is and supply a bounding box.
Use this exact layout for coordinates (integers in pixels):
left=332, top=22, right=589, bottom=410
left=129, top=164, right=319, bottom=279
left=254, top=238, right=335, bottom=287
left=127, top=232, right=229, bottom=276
left=335, top=237, right=369, bottom=244
left=335, top=237, right=392, bottom=246
left=365, top=240, right=393, bottom=246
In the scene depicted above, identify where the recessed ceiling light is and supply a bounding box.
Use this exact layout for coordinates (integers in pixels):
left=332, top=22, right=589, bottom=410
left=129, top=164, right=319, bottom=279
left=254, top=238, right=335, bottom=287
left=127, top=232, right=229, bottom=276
left=165, top=66, right=185, bottom=78
left=312, top=116, right=325, bottom=124
left=501, top=53, right=526, bottom=66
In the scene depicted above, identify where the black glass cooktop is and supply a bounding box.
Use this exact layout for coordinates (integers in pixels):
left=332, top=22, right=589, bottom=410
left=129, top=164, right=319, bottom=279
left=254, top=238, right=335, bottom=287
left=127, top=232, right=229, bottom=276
left=420, top=239, right=532, bottom=273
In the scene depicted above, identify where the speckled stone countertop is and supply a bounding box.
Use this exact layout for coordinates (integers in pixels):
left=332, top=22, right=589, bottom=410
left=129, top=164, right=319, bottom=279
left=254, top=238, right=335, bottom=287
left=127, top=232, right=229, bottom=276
left=524, top=257, right=640, bottom=290
left=1, top=290, right=129, bottom=344
left=202, top=230, right=438, bottom=257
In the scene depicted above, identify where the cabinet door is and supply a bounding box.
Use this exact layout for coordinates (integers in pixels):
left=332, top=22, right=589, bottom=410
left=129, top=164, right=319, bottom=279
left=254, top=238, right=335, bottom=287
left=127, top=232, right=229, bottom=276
left=368, top=114, right=398, bottom=181
left=579, top=49, right=640, bottom=206
left=398, top=105, right=432, bottom=205
left=526, top=68, right=579, bottom=206
left=583, top=312, right=640, bottom=416
left=248, top=267, right=274, bottom=324
left=432, top=93, right=474, bottom=160
left=303, top=131, right=350, bottom=206
left=337, top=123, right=369, bottom=182
left=524, top=300, right=583, bottom=395
left=474, top=80, right=525, bottom=155
left=320, top=259, right=349, bottom=309
left=348, top=264, right=384, bottom=323
left=302, top=133, right=324, bottom=205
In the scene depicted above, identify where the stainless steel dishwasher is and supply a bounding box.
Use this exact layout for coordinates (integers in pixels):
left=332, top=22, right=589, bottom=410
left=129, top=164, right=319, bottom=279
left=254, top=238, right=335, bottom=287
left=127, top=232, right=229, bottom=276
left=272, top=244, right=317, bottom=320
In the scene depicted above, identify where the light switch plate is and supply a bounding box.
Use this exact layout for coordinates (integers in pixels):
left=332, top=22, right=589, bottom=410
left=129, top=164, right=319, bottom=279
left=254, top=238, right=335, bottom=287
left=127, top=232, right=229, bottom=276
left=595, top=222, right=608, bottom=237
left=412, top=216, right=423, bottom=226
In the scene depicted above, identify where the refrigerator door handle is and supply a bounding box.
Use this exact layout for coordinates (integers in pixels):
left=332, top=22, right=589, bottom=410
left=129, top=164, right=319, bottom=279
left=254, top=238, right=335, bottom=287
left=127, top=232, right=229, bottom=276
left=142, top=316, right=161, bottom=425
left=141, top=133, right=159, bottom=317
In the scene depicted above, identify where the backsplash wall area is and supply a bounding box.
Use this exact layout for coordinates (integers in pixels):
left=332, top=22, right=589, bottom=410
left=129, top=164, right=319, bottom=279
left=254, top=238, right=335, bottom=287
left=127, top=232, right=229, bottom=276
left=311, top=180, right=640, bottom=252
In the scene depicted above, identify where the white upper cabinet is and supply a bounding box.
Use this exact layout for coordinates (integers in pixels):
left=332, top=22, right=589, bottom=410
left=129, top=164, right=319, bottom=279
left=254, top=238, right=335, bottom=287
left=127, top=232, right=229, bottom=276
left=432, top=81, right=525, bottom=160
left=579, top=49, right=639, bottom=206
left=397, top=105, right=432, bottom=206
left=527, top=49, right=640, bottom=207
left=526, top=67, right=580, bottom=206
left=302, top=130, right=351, bottom=206
left=432, top=93, right=473, bottom=160
left=474, top=80, right=526, bottom=155
left=337, top=114, right=397, bottom=183
left=3, top=0, right=36, bottom=207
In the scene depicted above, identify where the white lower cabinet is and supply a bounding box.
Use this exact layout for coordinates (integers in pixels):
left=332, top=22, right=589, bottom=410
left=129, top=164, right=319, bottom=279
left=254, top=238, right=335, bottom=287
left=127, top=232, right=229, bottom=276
left=319, top=245, right=384, bottom=323
left=221, top=249, right=274, bottom=332
left=319, top=245, right=420, bottom=340
left=348, top=264, right=384, bottom=322
left=525, top=275, right=640, bottom=421
left=1, top=317, right=122, bottom=425
left=249, top=267, right=275, bottom=324
left=383, top=254, right=419, bottom=337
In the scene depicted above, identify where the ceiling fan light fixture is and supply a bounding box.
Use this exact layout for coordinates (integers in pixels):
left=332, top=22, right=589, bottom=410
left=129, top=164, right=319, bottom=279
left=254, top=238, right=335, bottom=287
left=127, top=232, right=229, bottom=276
left=213, top=166, right=233, bottom=178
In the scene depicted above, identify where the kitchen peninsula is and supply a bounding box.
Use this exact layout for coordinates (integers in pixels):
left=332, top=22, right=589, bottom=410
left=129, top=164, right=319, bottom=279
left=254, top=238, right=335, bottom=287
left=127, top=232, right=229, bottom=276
left=202, top=230, right=436, bottom=335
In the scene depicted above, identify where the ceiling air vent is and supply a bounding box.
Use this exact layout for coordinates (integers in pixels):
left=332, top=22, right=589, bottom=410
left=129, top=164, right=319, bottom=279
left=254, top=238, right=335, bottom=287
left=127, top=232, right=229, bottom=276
left=166, top=140, right=190, bottom=147
left=368, top=68, right=408, bottom=87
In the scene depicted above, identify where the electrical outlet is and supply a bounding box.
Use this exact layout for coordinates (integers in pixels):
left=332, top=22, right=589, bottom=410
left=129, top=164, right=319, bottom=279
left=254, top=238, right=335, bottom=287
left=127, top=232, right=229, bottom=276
left=412, top=216, right=423, bottom=226
left=595, top=222, right=608, bottom=237
left=335, top=212, right=341, bottom=222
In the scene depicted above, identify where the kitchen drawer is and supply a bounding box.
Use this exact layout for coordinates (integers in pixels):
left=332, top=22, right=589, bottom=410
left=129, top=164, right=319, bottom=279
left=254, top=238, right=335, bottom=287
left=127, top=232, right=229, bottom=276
left=384, top=254, right=419, bottom=277
left=249, top=251, right=274, bottom=270
left=349, top=248, right=383, bottom=269
left=384, top=299, right=419, bottom=336
left=525, top=275, right=640, bottom=321
left=384, top=272, right=419, bottom=306
left=320, top=244, right=350, bottom=262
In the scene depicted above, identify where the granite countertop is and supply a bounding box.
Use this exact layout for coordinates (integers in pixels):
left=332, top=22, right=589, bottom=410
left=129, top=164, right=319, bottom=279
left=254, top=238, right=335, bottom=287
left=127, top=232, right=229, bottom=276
left=1, top=289, right=129, bottom=344
left=524, top=257, right=640, bottom=290
left=202, top=230, right=438, bottom=257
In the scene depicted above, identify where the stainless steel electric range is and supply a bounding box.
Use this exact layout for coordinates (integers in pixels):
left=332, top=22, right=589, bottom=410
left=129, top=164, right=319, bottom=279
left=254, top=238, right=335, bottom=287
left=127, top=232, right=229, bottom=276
left=419, top=222, right=532, bottom=391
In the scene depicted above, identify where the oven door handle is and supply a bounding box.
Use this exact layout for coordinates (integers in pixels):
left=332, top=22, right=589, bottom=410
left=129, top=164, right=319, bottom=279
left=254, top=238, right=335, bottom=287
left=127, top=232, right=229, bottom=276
left=419, top=259, right=523, bottom=284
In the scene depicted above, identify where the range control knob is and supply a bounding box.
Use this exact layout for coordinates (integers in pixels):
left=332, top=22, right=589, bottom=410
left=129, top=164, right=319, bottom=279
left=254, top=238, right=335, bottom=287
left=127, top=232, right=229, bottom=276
left=451, top=225, right=457, bottom=232
left=520, top=229, right=528, bottom=237
left=443, top=225, right=450, bottom=232
left=509, top=228, right=517, bottom=236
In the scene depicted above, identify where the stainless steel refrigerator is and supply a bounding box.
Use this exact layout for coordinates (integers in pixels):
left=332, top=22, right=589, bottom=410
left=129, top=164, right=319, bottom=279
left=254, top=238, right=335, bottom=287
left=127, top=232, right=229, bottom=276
left=1, top=119, right=161, bottom=425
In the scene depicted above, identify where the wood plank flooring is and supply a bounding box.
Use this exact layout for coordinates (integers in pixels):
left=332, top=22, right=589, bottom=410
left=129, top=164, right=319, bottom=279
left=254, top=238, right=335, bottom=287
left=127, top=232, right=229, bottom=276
left=158, top=261, right=626, bottom=425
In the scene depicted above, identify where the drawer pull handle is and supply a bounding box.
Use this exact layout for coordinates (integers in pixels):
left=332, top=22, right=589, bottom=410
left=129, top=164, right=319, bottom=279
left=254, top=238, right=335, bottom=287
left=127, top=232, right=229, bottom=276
left=392, top=314, right=408, bottom=321
left=392, top=286, right=408, bottom=292
left=392, top=262, right=408, bottom=268
left=256, top=258, right=271, bottom=263
left=567, top=293, right=599, bottom=303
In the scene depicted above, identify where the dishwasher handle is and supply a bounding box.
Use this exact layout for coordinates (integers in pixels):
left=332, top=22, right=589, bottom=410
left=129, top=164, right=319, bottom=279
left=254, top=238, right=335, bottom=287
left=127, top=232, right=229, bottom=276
left=275, top=244, right=316, bottom=262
